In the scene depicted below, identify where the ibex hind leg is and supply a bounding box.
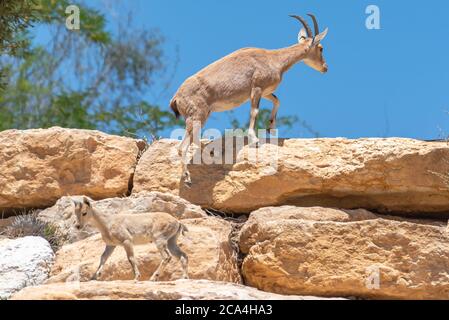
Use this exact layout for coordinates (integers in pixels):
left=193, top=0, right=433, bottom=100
left=179, top=118, right=194, bottom=187
left=167, top=229, right=189, bottom=280
left=264, top=93, right=280, bottom=134
left=179, top=116, right=204, bottom=187
left=150, top=240, right=172, bottom=282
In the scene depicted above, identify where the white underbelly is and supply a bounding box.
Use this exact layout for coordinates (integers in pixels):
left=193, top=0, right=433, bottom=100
left=211, top=98, right=248, bottom=112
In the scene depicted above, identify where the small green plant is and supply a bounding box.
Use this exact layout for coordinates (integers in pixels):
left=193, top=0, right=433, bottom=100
left=2, top=211, right=64, bottom=251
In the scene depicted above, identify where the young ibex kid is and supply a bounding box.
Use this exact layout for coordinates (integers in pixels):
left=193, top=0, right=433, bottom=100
left=72, top=197, right=189, bottom=281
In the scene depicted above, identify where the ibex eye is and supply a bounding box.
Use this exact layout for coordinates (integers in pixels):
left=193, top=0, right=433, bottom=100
left=82, top=212, right=87, bottom=217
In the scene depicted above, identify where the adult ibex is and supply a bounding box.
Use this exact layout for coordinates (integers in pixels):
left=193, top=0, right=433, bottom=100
left=170, top=14, right=329, bottom=186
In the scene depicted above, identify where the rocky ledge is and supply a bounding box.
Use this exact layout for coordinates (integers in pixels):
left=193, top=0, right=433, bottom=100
left=10, top=279, right=343, bottom=300
left=134, top=138, right=449, bottom=215
left=1, top=128, right=449, bottom=300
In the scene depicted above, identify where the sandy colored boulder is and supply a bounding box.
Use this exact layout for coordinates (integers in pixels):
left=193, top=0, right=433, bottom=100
left=133, top=138, right=449, bottom=215
left=133, top=139, right=182, bottom=195
left=0, top=127, right=143, bottom=213
left=47, top=217, right=241, bottom=284
left=240, top=206, right=449, bottom=300
left=38, top=192, right=207, bottom=243
left=11, top=279, right=343, bottom=300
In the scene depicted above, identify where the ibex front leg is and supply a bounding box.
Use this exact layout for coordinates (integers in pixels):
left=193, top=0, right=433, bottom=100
left=248, top=87, right=262, bottom=146
left=91, top=245, right=115, bottom=281
left=265, top=93, right=280, bottom=134
left=123, top=240, right=141, bottom=281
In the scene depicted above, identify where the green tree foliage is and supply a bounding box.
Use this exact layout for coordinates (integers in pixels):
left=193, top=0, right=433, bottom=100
left=0, top=0, right=37, bottom=87
left=0, top=1, right=181, bottom=138
left=0, top=1, right=302, bottom=138
left=228, top=109, right=319, bottom=138
left=34, top=0, right=110, bottom=44
left=0, top=0, right=36, bottom=55
left=229, top=109, right=297, bottom=133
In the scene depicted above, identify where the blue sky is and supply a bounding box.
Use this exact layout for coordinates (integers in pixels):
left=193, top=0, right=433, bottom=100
left=89, top=1, right=449, bottom=138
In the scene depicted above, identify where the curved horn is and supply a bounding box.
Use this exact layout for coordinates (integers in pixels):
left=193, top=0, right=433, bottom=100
left=307, top=13, right=320, bottom=36
left=289, top=15, right=312, bottom=38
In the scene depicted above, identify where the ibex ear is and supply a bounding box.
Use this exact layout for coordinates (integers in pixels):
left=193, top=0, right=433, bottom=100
left=298, top=28, right=308, bottom=43
left=313, top=28, right=328, bottom=45
left=83, top=196, right=91, bottom=207
left=72, top=199, right=79, bottom=208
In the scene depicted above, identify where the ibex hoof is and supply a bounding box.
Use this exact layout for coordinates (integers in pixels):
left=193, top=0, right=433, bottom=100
left=248, top=140, right=260, bottom=148
left=248, top=134, right=260, bottom=148
left=184, top=180, right=192, bottom=188
left=183, top=173, right=192, bottom=188
left=134, top=274, right=142, bottom=282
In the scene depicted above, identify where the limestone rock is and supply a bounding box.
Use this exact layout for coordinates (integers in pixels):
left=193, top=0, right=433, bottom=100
left=47, top=217, right=241, bottom=284
left=0, top=237, right=55, bottom=299
left=239, top=206, right=449, bottom=300
left=11, top=279, right=343, bottom=300
left=133, top=138, right=449, bottom=215
left=38, top=192, right=207, bottom=243
left=0, top=127, right=143, bottom=212
left=133, top=139, right=182, bottom=195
